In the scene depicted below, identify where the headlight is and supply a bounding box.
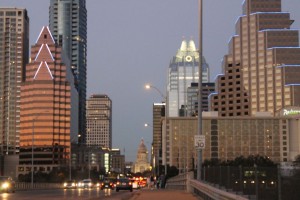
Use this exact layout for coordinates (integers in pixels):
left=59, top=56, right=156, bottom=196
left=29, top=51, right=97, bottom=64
left=72, top=183, right=75, bottom=187
left=64, top=183, right=67, bottom=187
left=88, top=182, right=92, bottom=186
left=2, top=182, right=9, bottom=189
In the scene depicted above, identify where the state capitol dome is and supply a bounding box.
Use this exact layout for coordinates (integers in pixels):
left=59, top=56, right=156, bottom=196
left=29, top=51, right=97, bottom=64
left=138, top=139, right=148, bottom=154
left=133, top=139, right=150, bottom=173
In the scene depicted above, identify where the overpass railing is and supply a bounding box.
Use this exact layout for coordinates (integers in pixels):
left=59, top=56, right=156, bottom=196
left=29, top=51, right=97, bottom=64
left=15, top=182, right=62, bottom=190
left=166, top=172, right=249, bottom=200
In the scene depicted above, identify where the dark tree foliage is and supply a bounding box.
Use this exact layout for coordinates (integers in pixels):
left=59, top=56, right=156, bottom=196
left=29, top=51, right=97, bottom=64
left=202, top=155, right=276, bottom=167
left=166, top=165, right=179, bottom=179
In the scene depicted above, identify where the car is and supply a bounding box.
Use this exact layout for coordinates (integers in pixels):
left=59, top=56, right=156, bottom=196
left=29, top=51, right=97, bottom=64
left=63, top=180, right=77, bottom=189
left=0, top=176, right=15, bottom=193
left=115, top=178, right=133, bottom=192
left=78, top=179, right=93, bottom=189
left=130, top=178, right=140, bottom=189
left=100, top=178, right=115, bottom=190
left=131, top=180, right=140, bottom=189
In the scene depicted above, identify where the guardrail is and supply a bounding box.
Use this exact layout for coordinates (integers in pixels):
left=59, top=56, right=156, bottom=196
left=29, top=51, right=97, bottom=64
left=15, top=182, right=62, bottom=190
left=165, top=172, right=193, bottom=191
left=166, top=172, right=249, bottom=200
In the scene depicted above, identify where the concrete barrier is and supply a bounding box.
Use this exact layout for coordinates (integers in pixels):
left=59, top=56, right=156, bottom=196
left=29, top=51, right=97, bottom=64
left=166, top=172, right=249, bottom=200
left=15, top=182, right=62, bottom=190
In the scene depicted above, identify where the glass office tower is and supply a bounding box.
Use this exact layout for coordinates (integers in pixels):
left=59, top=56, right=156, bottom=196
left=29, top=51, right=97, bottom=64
left=49, top=0, right=87, bottom=143
left=167, top=39, right=210, bottom=117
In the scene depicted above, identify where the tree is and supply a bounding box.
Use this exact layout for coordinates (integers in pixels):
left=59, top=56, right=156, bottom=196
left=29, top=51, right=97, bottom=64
left=166, top=165, right=179, bottom=178
left=202, top=155, right=276, bottom=167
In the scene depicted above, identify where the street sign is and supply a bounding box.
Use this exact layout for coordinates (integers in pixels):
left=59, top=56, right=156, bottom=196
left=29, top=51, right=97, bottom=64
left=194, top=135, right=205, bottom=149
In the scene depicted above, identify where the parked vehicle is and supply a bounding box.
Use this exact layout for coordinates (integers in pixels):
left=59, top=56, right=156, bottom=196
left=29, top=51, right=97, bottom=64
left=0, top=176, right=15, bottom=193
left=115, top=178, right=133, bottom=192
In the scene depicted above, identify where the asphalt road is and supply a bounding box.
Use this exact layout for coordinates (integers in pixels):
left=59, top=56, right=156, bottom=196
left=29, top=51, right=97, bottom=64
left=0, top=188, right=135, bottom=200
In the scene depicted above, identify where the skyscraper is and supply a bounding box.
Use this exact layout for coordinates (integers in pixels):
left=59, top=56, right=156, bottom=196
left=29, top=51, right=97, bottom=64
left=49, top=0, right=87, bottom=142
left=86, top=94, right=112, bottom=149
left=19, top=26, right=78, bottom=167
left=210, top=0, right=300, bottom=117
left=152, top=103, right=164, bottom=175
left=187, top=82, right=215, bottom=116
left=0, top=8, right=29, bottom=155
left=167, top=39, right=209, bottom=117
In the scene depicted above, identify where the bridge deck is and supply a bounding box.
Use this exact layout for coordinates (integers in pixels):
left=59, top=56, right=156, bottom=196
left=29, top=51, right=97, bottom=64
left=130, top=189, right=200, bottom=200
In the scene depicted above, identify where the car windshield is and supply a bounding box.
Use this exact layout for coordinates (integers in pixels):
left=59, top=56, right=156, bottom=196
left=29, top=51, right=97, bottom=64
left=83, top=180, right=91, bottom=183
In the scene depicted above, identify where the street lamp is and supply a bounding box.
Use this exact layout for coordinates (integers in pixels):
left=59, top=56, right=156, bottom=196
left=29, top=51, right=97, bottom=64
left=145, top=84, right=168, bottom=176
left=144, top=123, right=158, bottom=177
left=31, top=110, right=49, bottom=188
left=197, top=0, right=203, bottom=181
left=144, top=123, right=151, bottom=127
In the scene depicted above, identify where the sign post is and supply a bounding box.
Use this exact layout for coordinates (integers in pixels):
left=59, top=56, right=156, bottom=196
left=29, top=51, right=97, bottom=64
left=194, top=135, right=205, bottom=149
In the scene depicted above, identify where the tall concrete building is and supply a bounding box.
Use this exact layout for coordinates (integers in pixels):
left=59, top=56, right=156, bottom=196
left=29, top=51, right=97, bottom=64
left=151, top=103, right=164, bottom=175
left=49, top=0, right=87, bottom=143
left=187, top=82, right=215, bottom=116
left=167, top=39, right=209, bottom=117
left=19, top=26, right=78, bottom=170
left=0, top=8, right=29, bottom=155
left=210, top=0, right=300, bottom=117
left=111, top=149, right=125, bottom=174
left=86, top=94, right=112, bottom=149
left=165, top=112, right=300, bottom=172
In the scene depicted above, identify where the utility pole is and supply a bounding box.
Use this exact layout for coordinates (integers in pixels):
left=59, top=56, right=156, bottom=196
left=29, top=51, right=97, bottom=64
left=197, top=0, right=203, bottom=181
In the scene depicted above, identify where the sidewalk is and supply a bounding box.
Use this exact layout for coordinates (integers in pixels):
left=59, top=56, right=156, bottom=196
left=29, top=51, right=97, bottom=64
left=129, top=189, right=199, bottom=200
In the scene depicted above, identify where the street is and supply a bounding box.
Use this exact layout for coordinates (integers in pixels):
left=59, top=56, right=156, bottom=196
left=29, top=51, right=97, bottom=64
left=0, top=188, right=134, bottom=200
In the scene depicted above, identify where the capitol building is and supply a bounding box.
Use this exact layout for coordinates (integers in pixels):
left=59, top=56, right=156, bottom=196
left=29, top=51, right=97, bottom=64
left=133, top=139, right=150, bottom=173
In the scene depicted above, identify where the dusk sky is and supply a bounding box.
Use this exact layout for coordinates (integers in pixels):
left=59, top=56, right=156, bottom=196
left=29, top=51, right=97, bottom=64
left=1, top=0, right=300, bottom=162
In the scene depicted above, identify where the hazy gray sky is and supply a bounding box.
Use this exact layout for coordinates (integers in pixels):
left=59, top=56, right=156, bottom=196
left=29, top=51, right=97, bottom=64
left=1, top=0, right=300, bottom=162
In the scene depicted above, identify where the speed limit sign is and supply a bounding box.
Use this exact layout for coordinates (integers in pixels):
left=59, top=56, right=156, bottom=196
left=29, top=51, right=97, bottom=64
left=194, top=135, right=205, bottom=149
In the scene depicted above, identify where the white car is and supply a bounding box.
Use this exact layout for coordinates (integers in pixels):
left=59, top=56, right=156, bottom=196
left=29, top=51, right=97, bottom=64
left=78, top=179, right=93, bottom=188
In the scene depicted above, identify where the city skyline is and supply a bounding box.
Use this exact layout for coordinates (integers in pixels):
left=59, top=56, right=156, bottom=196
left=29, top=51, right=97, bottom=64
left=1, top=0, right=300, bottom=162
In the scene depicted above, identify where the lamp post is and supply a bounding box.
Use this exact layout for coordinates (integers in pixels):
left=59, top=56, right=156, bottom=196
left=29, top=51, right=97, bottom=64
left=144, top=123, right=157, bottom=176
left=145, top=84, right=168, bottom=176
left=197, top=0, right=203, bottom=181
left=31, top=110, right=49, bottom=188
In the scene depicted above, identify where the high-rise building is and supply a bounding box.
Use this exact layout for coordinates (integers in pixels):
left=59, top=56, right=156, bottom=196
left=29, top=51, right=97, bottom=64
left=210, top=0, right=300, bottom=117
left=86, top=94, right=112, bottom=149
left=111, top=149, right=125, bottom=174
left=152, top=103, right=164, bottom=175
left=49, top=0, right=87, bottom=143
left=19, top=26, right=78, bottom=169
left=186, top=82, right=215, bottom=116
left=167, top=39, right=209, bottom=117
left=0, top=8, right=29, bottom=155
left=165, top=113, right=300, bottom=172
